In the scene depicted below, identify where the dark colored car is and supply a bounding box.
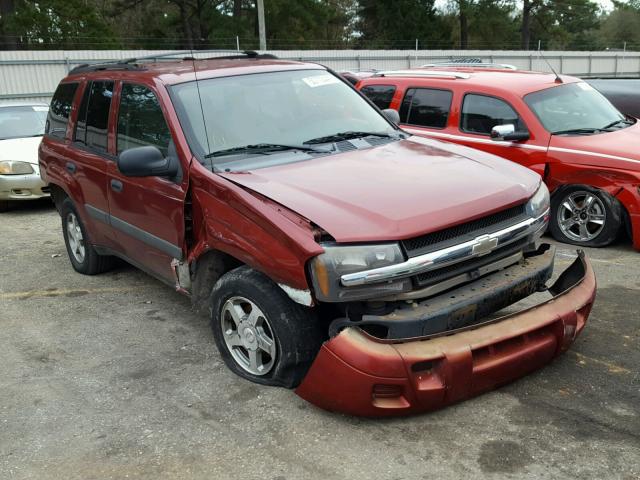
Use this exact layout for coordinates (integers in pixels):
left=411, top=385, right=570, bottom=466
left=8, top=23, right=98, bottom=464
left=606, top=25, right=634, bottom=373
left=358, top=67, right=640, bottom=251
left=587, top=78, right=640, bottom=118
left=39, top=52, right=595, bottom=416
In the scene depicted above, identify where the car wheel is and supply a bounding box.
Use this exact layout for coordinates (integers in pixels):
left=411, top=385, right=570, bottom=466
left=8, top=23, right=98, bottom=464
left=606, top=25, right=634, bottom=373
left=210, top=266, right=324, bottom=388
left=550, top=185, right=622, bottom=247
left=60, top=198, right=114, bottom=274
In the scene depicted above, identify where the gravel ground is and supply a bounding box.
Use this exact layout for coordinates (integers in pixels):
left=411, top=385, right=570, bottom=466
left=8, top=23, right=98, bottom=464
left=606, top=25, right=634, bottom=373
left=1, top=199, right=639, bottom=480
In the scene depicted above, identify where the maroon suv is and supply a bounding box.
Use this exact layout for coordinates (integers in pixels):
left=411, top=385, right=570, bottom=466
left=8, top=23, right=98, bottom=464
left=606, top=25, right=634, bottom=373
left=39, top=52, right=595, bottom=416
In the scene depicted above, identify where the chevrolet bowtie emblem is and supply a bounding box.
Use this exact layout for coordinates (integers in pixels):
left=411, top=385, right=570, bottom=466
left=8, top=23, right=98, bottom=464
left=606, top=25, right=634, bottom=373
left=471, top=234, right=498, bottom=256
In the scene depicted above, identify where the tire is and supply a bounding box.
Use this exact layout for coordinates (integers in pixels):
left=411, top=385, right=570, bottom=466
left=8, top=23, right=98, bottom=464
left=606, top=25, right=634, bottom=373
left=549, top=185, right=622, bottom=247
left=60, top=198, right=114, bottom=275
left=0, top=200, right=10, bottom=212
left=210, top=266, right=325, bottom=388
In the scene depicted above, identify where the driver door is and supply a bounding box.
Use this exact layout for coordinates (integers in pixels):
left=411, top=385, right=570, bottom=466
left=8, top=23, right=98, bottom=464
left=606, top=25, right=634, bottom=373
left=107, top=82, right=187, bottom=283
left=454, top=93, right=550, bottom=176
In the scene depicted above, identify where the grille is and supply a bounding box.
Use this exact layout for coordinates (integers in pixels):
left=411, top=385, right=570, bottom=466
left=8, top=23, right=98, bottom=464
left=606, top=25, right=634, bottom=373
left=414, top=237, right=528, bottom=288
left=403, top=204, right=527, bottom=257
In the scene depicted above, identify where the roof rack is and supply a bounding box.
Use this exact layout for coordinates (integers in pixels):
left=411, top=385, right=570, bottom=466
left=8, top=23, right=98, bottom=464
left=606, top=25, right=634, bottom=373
left=69, top=50, right=278, bottom=75
left=422, top=61, right=517, bottom=70
left=374, top=70, right=471, bottom=79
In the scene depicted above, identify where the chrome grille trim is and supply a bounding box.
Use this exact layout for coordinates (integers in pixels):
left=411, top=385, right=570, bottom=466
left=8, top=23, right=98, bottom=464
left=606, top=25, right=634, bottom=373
left=340, top=209, right=549, bottom=287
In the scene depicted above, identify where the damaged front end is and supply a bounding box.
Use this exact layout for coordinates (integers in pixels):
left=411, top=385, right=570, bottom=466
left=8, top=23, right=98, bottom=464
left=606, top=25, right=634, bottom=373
left=296, top=248, right=596, bottom=416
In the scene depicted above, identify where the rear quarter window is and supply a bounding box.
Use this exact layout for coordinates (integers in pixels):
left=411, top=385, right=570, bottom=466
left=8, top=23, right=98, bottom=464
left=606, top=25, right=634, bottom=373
left=46, top=82, right=78, bottom=139
left=360, top=84, right=396, bottom=110
left=74, top=81, right=114, bottom=153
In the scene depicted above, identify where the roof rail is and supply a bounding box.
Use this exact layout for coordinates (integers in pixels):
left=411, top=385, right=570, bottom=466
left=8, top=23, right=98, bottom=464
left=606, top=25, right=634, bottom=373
left=422, top=62, right=518, bottom=70
left=374, top=70, right=471, bottom=79
left=68, top=50, right=278, bottom=75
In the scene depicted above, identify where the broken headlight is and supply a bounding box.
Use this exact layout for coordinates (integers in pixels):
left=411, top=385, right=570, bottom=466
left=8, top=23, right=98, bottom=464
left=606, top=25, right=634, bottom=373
left=309, top=244, right=411, bottom=302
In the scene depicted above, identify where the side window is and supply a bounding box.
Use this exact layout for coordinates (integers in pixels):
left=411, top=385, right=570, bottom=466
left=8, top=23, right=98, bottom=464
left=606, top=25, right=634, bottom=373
left=461, top=94, right=526, bottom=135
left=46, top=82, right=78, bottom=139
left=117, top=84, right=172, bottom=157
left=360, top=84, right=396, bottom=110
left=399, top=88, right=452, bottom=129
left=74, top=80, right=114, bottom=152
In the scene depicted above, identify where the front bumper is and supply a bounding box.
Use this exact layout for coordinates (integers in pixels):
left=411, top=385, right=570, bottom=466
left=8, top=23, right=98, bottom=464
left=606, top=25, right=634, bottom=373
left=296, top=251, right=596, bottom=417
left=0, top=172, right=49, bottom=201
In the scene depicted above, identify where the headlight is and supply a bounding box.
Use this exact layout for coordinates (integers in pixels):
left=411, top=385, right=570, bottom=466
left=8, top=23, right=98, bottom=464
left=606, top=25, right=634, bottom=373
left=525, top=182, right=550, bottom=219
left=0, top=160, right=34, bottom=175
left=309, top=243, right=411, bottom=302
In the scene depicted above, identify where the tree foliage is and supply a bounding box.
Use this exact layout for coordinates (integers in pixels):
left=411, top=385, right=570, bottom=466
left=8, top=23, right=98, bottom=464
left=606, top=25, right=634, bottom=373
left=0, top=0, right=638, bottom=51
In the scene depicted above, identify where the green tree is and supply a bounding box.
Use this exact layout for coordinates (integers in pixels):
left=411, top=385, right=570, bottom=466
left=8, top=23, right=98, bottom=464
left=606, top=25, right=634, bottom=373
left=4, top=0, right=116, bottom=48
left=598, top=1, right=640, bottom=50
left=357, top=0, right=448, bottom=48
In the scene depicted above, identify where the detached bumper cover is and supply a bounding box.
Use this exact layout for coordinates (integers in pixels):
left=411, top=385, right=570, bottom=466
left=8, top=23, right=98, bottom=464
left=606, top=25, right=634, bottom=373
left=0, top=172, right=49, bottom=200
left=296, top=252, right=596, bottom=416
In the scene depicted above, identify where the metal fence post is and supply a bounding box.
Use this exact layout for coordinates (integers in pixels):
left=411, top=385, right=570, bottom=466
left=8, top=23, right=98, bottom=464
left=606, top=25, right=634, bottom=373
left=407, top=55, right=411, bottom=68
left=614, top=55, right=619, bottom=77
left=559, top=55, right=563, bottom=74
left=529, top=54, right=533, bottom=70
left=588, top=54, right=592, bottom=76
left=356, top=55, right=361, bottom=71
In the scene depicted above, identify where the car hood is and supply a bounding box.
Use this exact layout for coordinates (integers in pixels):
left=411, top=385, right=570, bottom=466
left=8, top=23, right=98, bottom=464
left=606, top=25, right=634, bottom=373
left=0, top=136, right=42, bottom=164
left=219, top=136, right=540, bottom=243
left=549, top=121, right=640, bottom=171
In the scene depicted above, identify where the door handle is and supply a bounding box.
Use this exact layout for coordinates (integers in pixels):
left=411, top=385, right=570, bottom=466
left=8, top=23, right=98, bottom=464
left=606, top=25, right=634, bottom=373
left=65, top=162, right=76, bottom=173
left=110, top=179, right=123, bottom=193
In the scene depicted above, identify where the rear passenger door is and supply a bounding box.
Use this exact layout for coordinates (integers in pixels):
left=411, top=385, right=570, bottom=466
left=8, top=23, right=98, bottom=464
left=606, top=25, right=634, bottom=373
left=399, top=87, right=453, bottom=130
left=106, top=82, right=187, bottom=283
left=69, top=80, right=119, bottom=249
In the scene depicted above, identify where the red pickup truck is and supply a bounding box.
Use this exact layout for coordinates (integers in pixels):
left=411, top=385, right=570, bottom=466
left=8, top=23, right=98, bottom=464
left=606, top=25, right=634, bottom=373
left=358, top=66, right=640, bottom=251
left=39, top=53, right=595, bottom=416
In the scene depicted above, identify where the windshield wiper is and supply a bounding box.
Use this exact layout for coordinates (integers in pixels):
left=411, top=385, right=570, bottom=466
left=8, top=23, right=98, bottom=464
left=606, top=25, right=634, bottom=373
left=551, top=127, right=602, bottom=135
left=600, top=118, right=632, bottom=131
left=304, top=131, right=398, bottom=145
left=205, top=143, right=331, bottom=158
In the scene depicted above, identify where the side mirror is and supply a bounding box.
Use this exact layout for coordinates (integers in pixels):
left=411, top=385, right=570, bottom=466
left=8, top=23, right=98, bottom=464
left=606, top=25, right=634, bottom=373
left=490, top=124, right=530, bottom=142
left=382, top=108, right=400, bottom=125
left=117, top=146, right=179, bottom=178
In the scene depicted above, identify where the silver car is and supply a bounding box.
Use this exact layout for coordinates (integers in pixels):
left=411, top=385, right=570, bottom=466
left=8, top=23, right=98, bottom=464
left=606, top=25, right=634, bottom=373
left=0, top=102, right=50, bottom=211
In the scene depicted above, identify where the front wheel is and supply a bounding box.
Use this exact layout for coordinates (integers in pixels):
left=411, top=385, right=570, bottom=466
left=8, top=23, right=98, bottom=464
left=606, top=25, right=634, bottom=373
left=549, top=185, right=622, bottom=247
left=210, top=266, right=324, bottom=388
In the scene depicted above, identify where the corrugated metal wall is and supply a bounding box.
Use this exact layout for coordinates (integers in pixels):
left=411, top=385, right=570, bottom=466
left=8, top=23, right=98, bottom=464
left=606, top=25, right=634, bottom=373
left=1, top=49, right=639, bottom=104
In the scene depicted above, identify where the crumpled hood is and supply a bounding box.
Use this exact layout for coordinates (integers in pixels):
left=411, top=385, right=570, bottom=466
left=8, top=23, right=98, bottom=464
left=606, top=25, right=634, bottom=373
left=220, top=136, right=540, bottom=242
left=549, top=121, right=640, bottom=171
left=0, top=136, right=42, bottom=165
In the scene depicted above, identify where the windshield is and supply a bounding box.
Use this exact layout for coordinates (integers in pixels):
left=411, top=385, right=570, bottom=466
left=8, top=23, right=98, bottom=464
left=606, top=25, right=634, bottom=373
left=170, top=69, right=396, bottom=164
left=524, top=82, right=627, bottom=134
left=0, top=106, right=48, bottom=140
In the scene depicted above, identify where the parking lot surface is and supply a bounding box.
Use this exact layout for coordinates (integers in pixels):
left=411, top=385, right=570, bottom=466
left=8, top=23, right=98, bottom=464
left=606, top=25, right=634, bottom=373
left=1, top=200, right=639, bottom=480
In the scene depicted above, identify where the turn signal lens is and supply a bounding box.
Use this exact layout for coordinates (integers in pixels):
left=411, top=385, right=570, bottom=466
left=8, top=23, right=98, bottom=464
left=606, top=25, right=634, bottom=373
left=311, top=257, right=331, bottom=297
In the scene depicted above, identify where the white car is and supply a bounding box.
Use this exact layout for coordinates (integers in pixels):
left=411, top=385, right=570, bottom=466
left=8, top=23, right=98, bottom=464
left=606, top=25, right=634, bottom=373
left=0, top=102, right=50, bottom=211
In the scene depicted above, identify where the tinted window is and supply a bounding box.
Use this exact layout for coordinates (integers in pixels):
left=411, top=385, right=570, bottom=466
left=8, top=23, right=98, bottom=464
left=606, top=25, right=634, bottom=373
left=74, top=81, right=114, bottom=151
left=360, top=84, right=396, bottom=110
left=400, top=88, right=452, bottom=129
left=117, top=84, right=172, bottom=156
left=46, top=83, right=78, bottom=139
left=461, top=94, right=525, bottom=135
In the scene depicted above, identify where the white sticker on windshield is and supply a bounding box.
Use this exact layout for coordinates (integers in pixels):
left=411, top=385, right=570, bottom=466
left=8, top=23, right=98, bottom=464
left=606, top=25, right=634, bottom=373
left=577, top=82, right=594, bottom=91
left=302, top=74, right=340, bottom=88
left=33, top=106, right=48, bottom=111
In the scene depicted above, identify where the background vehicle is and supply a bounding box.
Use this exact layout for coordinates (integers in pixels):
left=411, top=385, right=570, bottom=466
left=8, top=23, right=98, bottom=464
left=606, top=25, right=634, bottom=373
left=358, top=66, right=640, bottom=251
left=0, top=102, right=49, bottom=211
left=39, top=53, right=595, bottom=416
left=587, top=78, right=640, bottom=118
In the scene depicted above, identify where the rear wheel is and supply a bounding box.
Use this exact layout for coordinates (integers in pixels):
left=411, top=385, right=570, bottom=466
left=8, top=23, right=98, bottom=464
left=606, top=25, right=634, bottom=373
left=61, top=198, right=114, bottom=274
left=550, top=185, right=622, bottom=247
left=210, top=266, right=324, bottom=388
